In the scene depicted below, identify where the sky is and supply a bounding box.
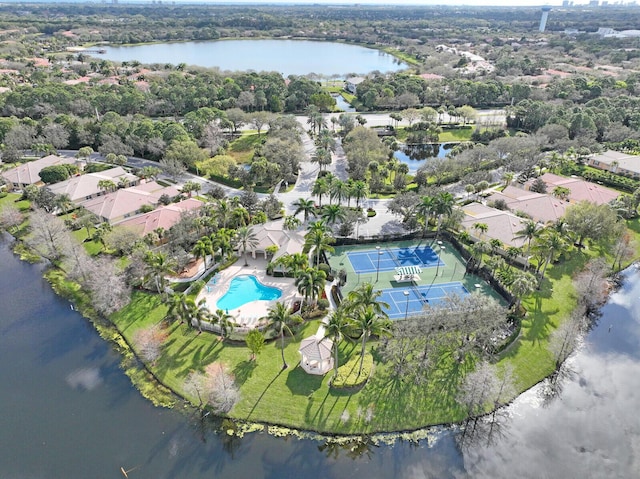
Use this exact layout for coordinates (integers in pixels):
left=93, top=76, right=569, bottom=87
left=147, top=1, right=596, bottom=7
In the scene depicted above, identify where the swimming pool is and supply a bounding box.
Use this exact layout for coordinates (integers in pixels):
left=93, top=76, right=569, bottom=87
left=216, top=275, right=282, bottom=310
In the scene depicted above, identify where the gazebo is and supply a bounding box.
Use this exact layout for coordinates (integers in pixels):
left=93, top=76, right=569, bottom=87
left=299, top=335, right=334, bottom=375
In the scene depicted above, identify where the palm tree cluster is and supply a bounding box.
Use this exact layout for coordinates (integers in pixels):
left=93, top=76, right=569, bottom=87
left=167, top=292, right=235, bottom=338
left=324, top=282, right=393, bottom=378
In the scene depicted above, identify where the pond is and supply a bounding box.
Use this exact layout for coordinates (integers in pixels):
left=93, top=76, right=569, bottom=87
left=333, top=94, right=356, bottom=112
left=394, top=143, right=453, bottom=172
left=1, top=234, right=639, bottom=477
left=99, top=39, right=407, bottom=76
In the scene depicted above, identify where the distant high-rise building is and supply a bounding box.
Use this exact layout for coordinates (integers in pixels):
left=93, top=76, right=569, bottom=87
left=539, top=7, right=552, bottom=32
left=589, top=0, right=599, bottom=6
left=562, top=0, right=569, bottom=5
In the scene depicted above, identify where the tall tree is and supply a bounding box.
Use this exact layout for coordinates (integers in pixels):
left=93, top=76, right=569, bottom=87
left=350, top=306, right=392, bottom=375
left=324, top=307, right=350, bottom=378
left=292, top=197, right=317, bottom=223
left=235, top=226, right=258, bottom=266
left=266, top=302, right=296, bottom=370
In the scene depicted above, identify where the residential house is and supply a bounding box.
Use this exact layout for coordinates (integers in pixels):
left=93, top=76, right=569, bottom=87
left=81, top=181, right=181, bottom=223
left=525, top=172, right=619, bottom=205
left=236, top=221, right=306, bottom=262
left=587, top=150, right=640, bottom=178
left=345, top=76, right=366, bottom=95
left=460, top=202, right=528, bottom=249
left=117, top=198, right=203, bottom=238
left=1, top=155, right=80, bottom=191
left=48, top=167, right=139, bottom=203
left=487, top=186, right=568, bottom=224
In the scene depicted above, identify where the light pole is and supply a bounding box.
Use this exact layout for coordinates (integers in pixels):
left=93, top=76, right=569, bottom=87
left=435, top=245, right=445, bottom=277
left=376, top=246, right=382, bottom=282
left=404, top=290, right=410, bottom=320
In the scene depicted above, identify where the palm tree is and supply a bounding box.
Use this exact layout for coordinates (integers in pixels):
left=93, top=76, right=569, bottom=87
left=312, top=177, right=330, bottom=207
left=470, top=240, right=490, bottom=268
left=513, top=220, right=542, bottom=255
left=143, top=251, right=176, bottom=296
left=330, top=180, right=348, bottom=206
left=472, top=222, right=489, bottom=239
left=231, top=207, right=250, bottom=228
left=54, top=193, right=73, bottom=216
left=534, top=229, right=567, bottom=279
left=502, top=171, right=515, bottom=188
left=304, top=227, right=335, bottom=266
left=351, top=180, right=369, bottom=208
left=192, top=237, right=213, bottom=269
left=311, top=147, right=332, bottom=172
left=215, top=199, right=232, bottom=229
left=211, top=228, right=234, bottom=260
left=92, top=222, right=112, bottom=250
left=321, top=204, right=346, bottom=225
left=292, top=197, right=317, bottom=223
left=324, top=307, right=349, bottom=378
left=489, top=238, right=503, bottom=255
left=235, top=226, right=258, bottom=266
left=283, top=215, right=302, bottom=231
left=280, top=252, right=309, bottom=277
left=209, top=308, right=235, bottom=340
left=98, top=179, right=116, bottom=194
left=295, top=267, right=327, bottom=307
left=317, top=128, right=336, bottom=153
left=345, top=282, right=390, bottom=317
left=266, top=302, right=295, bottom=369
left=509, top=271, right=538, bottom=310
left=186, top=297, right=210, bottom=333
left=166, top=292, right=189, bottom=324
left=416, top=195, right=435, bottom=236
left=433, top=191, right=455, bottom=240
left=350, top=306, right=392, bottom=375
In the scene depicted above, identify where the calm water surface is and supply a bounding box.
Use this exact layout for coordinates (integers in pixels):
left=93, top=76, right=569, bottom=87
left=1, top=235, right=639, bottom=478
left=100, top=40, right=406, bottom=77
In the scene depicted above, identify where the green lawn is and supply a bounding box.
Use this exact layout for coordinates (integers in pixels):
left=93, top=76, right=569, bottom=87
left=70, top=228, right=103, bottom=256
left=112, top=292, right=471, bottom=433
left=438, top=128, right=473, bottom=142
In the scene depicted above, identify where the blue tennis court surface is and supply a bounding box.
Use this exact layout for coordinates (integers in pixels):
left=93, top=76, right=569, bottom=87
left=347, top=245, right=444, bottom=273
left=380, top=282, right=469, bottom=319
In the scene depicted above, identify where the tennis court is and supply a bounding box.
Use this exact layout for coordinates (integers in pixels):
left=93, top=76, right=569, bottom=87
left=380, top=282, right=469, bottom=320
left=347, top=245, right=444, bottom=274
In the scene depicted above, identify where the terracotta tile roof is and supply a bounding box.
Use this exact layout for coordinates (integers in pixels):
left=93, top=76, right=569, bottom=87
left=487, top=186, right=567, bottom=224
left=48, top=167, right=138, bottom=202
left=461, top=202, right=529, bottom=248
left=1, top=155, right=77, bottom=187
left=117, top=198, right=203, bottom=235
left=81, top=181, right=181, bottom=222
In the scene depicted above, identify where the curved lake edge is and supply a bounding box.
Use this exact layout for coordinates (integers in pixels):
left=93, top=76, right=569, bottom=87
left=87, top=37, right=415, bottom=73
left=1, top=209, right=625, bottom=438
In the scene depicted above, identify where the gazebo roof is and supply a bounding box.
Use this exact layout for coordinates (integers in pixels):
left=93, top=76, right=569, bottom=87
left=299, top=336, right=333, bottom=361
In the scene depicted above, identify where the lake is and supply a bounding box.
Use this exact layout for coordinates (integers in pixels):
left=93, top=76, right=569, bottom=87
left=1, top=235, right=639, bottom=477
left=99, top=39, right=407, bottom=77
left=394, top=143, right=453, bottom=172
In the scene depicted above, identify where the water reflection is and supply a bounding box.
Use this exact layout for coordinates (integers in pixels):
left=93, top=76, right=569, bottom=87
left=394, top=143, right=452, bottom=172
left=463, top=267, right=640, bottom=477
left=1, top=233, right=639, bottom=478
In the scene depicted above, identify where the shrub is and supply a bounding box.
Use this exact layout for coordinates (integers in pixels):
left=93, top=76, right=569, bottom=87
left=331, top=353, right=373, bottom=389
left=317, top=298, right=329, bottom=310
left=39, top=165, right=70, bottom=184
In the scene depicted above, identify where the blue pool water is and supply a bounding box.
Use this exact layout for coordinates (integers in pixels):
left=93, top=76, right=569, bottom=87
left=216, top=275, right=282, bottom=310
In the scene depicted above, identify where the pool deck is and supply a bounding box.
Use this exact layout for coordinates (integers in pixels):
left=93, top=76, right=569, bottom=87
left=196, top=257, right=301, bottom=329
